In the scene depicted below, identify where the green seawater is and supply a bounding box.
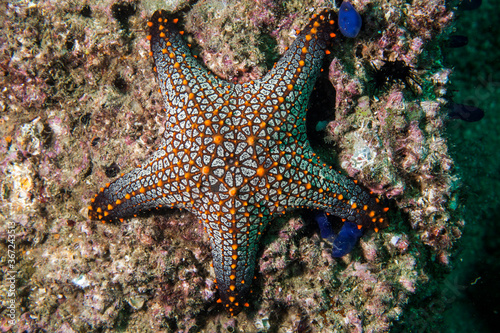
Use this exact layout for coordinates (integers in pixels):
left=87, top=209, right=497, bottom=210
left=397, top=0, right=500, bottom=332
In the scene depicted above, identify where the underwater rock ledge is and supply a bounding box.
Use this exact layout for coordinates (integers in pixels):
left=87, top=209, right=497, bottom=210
left=0, top=0, right=463, bottom=332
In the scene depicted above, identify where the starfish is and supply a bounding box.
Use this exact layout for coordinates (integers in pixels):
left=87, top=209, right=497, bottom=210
left=88, top=9, right=388, bottom=314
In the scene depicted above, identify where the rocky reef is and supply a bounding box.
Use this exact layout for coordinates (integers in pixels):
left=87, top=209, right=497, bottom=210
left=0, top=0, right=473, bottom=332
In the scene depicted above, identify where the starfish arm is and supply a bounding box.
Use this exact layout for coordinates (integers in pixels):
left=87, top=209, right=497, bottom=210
left=149, top=10, right=235, bottom=136
left=205, top=213, right=267, bottom=314
left=279, top=144, right=388, bottom=229
left=260, top=10, right=338, bottom=120
left=88, top=142, right=193, bottom=222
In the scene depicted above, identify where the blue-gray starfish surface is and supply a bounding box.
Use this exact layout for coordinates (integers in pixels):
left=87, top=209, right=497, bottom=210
left=89, top=9, right=388, bottom=314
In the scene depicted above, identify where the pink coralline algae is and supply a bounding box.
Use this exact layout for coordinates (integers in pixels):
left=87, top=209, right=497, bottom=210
left=0, top=0, right=464, bottom=332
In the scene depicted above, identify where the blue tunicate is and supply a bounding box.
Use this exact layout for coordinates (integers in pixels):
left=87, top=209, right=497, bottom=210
left=331, top=221, right=363, bottom=257
left=315, top=211, right=335, bottom=241
left=314, top=212, right=364, bottom=257
left=339, top=1, right=362, bottom=38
